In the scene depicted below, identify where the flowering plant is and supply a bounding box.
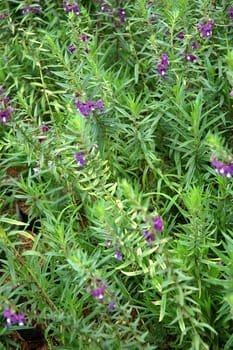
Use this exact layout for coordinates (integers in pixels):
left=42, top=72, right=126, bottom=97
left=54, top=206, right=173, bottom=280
left=1, top=1, right=233, bottom=349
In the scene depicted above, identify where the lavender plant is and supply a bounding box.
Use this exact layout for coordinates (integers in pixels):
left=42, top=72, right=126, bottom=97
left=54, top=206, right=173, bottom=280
left=1, top=1, right=233, bottom=349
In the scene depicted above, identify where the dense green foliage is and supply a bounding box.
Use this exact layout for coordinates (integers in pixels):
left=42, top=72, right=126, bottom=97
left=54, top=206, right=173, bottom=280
left=1, top=1, right=233, bottom=349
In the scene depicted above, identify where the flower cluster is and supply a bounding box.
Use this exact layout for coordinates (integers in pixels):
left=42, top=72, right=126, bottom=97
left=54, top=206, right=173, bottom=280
left=182, top=52, right=197, bottom=63
left=75, top=98, right=104, bottom=118
left=0, top=12, right=9, bottom=19
left=23, top=5, right=42, bottom=14
left=97, top=2, right=127, bottom=25
left=63, top=1, right=80, bottom=16
left=87, top=279, right=107, bottom=302
left=68, top=33, right=90, bottom=54
left=197, top=19, right=214, bottom=38
left=186, top=53, right=197, bottom=63
left=211, top=158, right=233, bottom=178
left=87, top=278, right=116, bottom=311
left=22, top=0, right=41, bottom=14
left=143, top=216, right=164, bottom=244
left=74, top=152, right=86, bottom=167
left=81, top=33, right=90, bottom=53
left=0, top=88, right=14, bottom=126
left=157, top=54, right=169, bottom=78
left=181, top=41, right=200, bottom=63
left=228, top=7, right=233, bottom=20
left=3, top=309, right=25, bottom=327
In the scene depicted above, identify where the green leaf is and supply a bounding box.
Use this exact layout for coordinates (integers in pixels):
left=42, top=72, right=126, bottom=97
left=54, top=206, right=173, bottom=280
left=159, top=294, right=167, bottom=322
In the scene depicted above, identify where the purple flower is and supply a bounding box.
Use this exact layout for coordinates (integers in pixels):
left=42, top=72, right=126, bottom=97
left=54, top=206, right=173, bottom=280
left=81, top=33, right=89, bottom=42
left=96, top=99, right=104, bottom=111
left=177, top=32, right=185, bottom=39
left=228, top=7, right=233, bottom=20
left=92, top=281, right=107, bottom=302
left=3, top=309, right=25, bottom=327
left=197, top=19, right=214, bottom=38
left=0, top=111, right=11, bottom=126
left=183, top=52, right=197, bottom=63
left=3, top=310, right=12, bottom=326
left=63, top=1, right=72, bottom=11
left=0, top=91, right=13, bottom=126
left=41, top=124, right=49, bottom=133
left=153, top=216, right=164, bottom=232
left=101, top=3, right=108, bottom=12
left=211, top=158, right=233, bottom=178
left=191, top=41, right=201, bottom=50
left=108, top=301, right=116, bottom=311
left=17, top=313, right=25, bottom=326
left=74, top=152, right=86, bottom=167
left=143, top=229, right=155, bottom=244
left=86, top=100, right=95, bottom=112
left=230, top=90, right=233, bottom=97
left=75, top=100, right=90, bottom=117
left=38, top=124, right=49, bottom=143
left=202, top=27, right=212, bottom=37
left=157, top=54, right=169, bottom=78
left=63, top=1, right=80, bottom=16
left=117, top=7, right=126, bottom=22
left=114, top=249, right=122, bottom=260
left=157, top=64, right=167, bottom=78
left=73, top=2, right=80, bottom=15
left=150, top=15, right=156, bottom=23
left=92, top=288, right=105, bottom=301
left=75, top=98, right=104, bottom=118
left=68, top=45, right=76, bottom=54
left=161, top=54, right=169, bottom=66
